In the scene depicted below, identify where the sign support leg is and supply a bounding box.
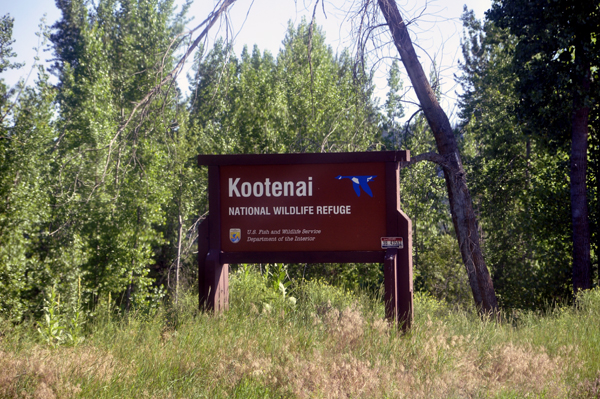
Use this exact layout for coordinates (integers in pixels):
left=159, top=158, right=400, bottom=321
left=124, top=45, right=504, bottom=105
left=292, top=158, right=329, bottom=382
left=206, top=251, right=229, bottom=313
left=384, top=248, right=399, bottom=321
left=198, top=216, right=229, bottom=313
left=397, top=210, right=413, bottom=330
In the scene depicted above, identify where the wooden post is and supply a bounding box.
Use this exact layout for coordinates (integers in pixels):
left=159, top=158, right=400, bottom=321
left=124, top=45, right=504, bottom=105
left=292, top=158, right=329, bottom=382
left=397, top=209, right=413, bottom=330
left=198, top=216, right=229, bottom=313
left=198, top=165, right=230, bottom=313
left=384, top=158, right=413, bottom=329
left=384, top=248, right=399, bottom=320
left=204, top=250, right=229, bottom=312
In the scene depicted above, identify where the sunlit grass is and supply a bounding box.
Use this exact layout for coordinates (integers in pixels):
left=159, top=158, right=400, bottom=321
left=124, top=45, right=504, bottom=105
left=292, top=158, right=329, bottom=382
left=1, top=269, right=599, bottom=398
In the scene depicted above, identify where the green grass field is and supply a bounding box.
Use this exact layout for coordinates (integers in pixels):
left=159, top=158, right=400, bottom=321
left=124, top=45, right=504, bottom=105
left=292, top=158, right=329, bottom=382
left=1, top=269, right=599, bottom=398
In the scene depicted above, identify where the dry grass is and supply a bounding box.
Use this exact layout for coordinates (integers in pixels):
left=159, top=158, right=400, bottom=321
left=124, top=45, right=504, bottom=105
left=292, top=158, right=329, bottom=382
left=163, top=299, right=577, bottom=398
left=0, top=346, right=119, bottom=398
left=0, top=279, right=598, bottom=398
left=232, top=310, right=572, bottom=398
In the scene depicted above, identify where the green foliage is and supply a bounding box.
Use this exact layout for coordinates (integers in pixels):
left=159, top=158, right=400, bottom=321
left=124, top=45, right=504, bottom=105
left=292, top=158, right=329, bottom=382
left=0, top=14, right=24, bottom=119
left=0, top=14, right=23, bottom=74
left=275, top=21, right=380, bottom=153
left=486, top=0, right=599, bottom=291
left=36, top=280, right=86, bottom=348
left=263, top=263, right=294, bottom=303
left=0, top=66, right=56, bottom=320
left=295, top=277, right=365, bottom=312
left=0, top=0, right=199, bottom=320
left=36, top=286, right=65, bottom=348
left=1, top=9, right=391, bottom=322
left=487, top=0, right=599, bottom=148
left=189, top=19, right=381, bottom=156
left=381, top=60, right=405, bottom=147
left=378, top=57, right=474, bottom=306
left=187, top=20, right=386, bottom=297
left=64, top=303, right=85, bottom=346
left=229, top=264, right=273, bottom=312
left=457, top=9, right=579, bottom=309
left=45, top=0, right=189, bottom=313
left=230, top=264, right=297, bottom=314
left=417, top=234, right=471, bottom=305
left=279, top=261, right=383, bottom=295
left=392, top=112, right=471, bottom=305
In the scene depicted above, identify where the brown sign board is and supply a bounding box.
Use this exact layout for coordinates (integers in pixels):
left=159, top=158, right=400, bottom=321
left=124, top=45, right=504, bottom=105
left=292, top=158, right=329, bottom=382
left=197, top=151, right=413, bottom=329
left=220, top=162, right=387, bottom=252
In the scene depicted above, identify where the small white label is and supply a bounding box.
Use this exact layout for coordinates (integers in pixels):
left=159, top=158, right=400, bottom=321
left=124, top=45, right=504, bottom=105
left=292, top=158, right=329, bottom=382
left=381, top=237, right=403, bottom=249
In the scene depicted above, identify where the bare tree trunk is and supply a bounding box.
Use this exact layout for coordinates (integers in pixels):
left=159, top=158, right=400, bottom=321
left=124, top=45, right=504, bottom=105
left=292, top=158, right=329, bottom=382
left=377, top=0, right=498, bottom=312
left=571, top=42, right=592, bottom=292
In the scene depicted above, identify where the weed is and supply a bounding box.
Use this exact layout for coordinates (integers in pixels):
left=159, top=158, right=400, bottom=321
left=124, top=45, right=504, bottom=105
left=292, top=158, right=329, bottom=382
left=37, top=280, right=86, bottom=348
left=36, top=285, right=64, bottom=348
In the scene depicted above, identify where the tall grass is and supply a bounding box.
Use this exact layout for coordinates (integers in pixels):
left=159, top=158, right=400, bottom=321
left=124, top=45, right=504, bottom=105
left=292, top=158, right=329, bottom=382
left=1, top=268, right=599, bottom=398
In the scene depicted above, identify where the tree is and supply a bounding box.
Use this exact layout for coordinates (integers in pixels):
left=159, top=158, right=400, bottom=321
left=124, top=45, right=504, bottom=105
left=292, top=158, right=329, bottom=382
left=400, top=115, right=472, bottom=305
left=381, top=60, right=405, bottom=147
left=380, top=60, right=471, bottom=305
left=47, top=0, right=189, bottom=310
left=0, top=14, right=58, bottom=321
left=0, top=15, right=20, bottom=74
left=370, top=0, right=498, bottom=312
left=0, top=77, right=57, bottom=321
left=189, top=19, right=381, bottom=156
left=457, top=9, right=573, bottom=309
left=276, top=21, right=380, bottom=153
left=0, top=14, right=24, bottom=121
left=488, top=0, right=599, bottom=292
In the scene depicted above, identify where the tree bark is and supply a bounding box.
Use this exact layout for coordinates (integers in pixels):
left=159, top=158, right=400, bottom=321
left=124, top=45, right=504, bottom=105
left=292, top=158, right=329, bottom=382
left=377, top=0, right=498, bottom=312
left=571, top=41, right=592, bottom=292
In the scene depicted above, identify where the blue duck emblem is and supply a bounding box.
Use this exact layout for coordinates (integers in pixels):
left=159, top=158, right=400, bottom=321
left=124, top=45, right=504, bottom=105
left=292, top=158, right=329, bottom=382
left=336, top=175, right=377, bottom=197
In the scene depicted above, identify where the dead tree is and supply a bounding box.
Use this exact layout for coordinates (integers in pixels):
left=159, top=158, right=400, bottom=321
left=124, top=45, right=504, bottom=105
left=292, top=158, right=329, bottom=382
left=366, top=0, right=498, bottom=313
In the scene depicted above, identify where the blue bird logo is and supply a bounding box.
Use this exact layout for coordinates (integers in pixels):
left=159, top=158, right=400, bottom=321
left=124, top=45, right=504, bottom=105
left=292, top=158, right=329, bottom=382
left=336, top=175, right=377, bottom=197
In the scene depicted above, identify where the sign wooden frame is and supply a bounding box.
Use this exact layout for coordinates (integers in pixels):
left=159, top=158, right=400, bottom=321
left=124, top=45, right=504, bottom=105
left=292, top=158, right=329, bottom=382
left=197, top=151, right=413, bottom=329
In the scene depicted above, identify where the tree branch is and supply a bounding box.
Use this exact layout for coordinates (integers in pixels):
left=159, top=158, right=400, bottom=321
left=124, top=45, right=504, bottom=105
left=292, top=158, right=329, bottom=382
left=98, top=0, right=237, bottom=187
left=403, top=151, right=455, bottom=173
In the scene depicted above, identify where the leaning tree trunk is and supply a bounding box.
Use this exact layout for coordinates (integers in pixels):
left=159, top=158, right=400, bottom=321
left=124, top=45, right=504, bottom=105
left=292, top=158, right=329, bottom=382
left=377, top=0, right=498, bottom=312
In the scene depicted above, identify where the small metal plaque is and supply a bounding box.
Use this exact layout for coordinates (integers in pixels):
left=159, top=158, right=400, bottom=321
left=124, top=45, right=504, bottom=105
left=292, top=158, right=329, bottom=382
left=381, top=237, right=403, bottom=249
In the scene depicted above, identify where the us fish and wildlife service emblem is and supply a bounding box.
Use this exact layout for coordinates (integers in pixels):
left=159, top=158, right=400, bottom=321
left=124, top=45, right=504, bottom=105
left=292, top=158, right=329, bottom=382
left=229, top=228, right=241, bottom=244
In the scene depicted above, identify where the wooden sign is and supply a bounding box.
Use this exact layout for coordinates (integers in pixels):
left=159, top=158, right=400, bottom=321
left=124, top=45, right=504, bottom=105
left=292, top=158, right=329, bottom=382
left=220, top=162, right=386, bottom=252
left=197, top=151, right=413, bottom=329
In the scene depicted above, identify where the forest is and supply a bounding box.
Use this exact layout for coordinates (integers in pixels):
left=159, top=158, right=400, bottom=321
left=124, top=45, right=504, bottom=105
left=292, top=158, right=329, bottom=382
left=0, top=0, right=598, bottom=324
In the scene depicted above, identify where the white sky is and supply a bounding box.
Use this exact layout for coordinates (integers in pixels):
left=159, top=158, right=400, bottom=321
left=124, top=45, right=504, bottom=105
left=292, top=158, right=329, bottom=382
left=2, top=0, right=492, bottom=122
